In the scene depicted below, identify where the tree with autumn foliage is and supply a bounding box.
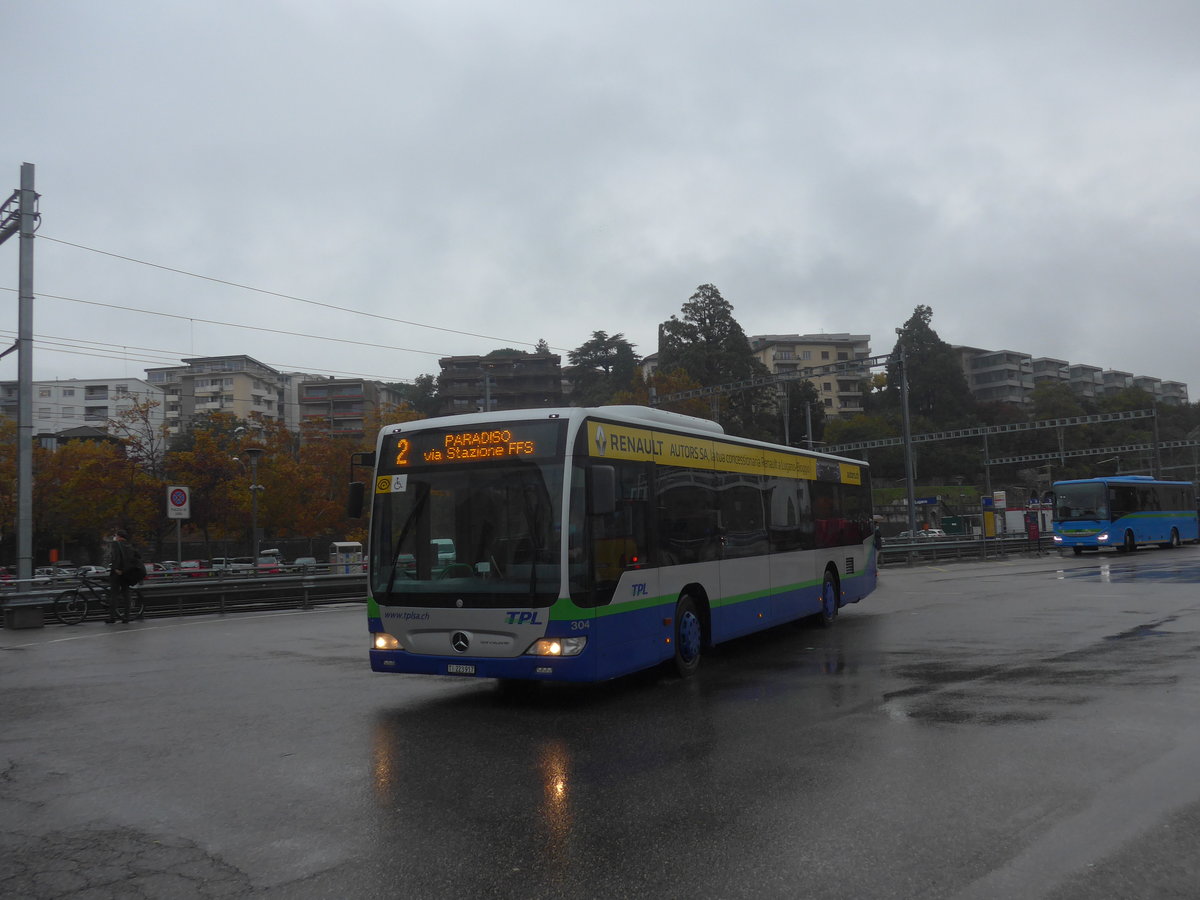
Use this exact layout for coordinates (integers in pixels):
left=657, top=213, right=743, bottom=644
left=34, top=438, right=160, bottom=563
left=165, top=414, right=250, bottom=553
left=610, top=368, right=713, bottom=421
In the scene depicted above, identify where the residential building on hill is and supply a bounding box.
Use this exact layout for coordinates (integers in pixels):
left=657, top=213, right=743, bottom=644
left=748, top=334, right=872, bottom=418
left=436, top=352, right=563, bottom=416
left=297, top=377, right=407, bottom=439
left=953, top=347, right=1189, bottom=406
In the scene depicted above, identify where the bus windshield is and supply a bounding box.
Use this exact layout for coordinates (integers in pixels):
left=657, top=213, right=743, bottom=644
left=371, top=457, right=564, bottom=609
left=1054, top=482, right=1108, bottom=521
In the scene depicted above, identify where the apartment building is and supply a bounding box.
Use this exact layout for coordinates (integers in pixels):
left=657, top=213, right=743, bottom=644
left=297, top=377, right=407, bottom=439
left=436, top=351, right=563, bottom=416
left=0, top=377, right=164, bottom=443
left=145, top=355, right=288, bottom=436
left=954, top=349, right=1189, bottom=406
left=953, top=347, right=1034, bottom=405
left=748, top=334, right=872, bottom=417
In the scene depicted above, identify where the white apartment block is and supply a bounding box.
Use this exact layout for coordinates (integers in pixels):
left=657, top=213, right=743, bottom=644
left=0, top=377, right=165, bottom=442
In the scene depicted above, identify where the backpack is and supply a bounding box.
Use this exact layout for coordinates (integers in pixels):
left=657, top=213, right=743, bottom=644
left=122, top=545, right=147, bottom=586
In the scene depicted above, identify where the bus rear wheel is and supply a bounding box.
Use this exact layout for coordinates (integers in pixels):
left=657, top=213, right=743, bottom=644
left=814, top=567, right=839, bottom=628
left=673, top=596, right=703, bottom=678
left=1161, top=528, right=1181, bottom=550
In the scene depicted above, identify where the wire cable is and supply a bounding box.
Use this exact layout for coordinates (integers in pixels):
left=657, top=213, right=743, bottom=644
left=0, top=327, right=423, bottom=383
left=38, top=234, right=569, bottom=352
left=0, top=286, right=449, bottom=358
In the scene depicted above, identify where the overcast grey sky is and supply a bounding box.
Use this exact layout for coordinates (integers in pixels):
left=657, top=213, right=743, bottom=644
left=5, top=1, right=1199, bottom=396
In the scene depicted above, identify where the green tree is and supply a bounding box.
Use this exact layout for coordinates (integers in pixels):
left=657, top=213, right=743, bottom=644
left=779, top=380, right=826, bottom=447
left=391, top=374, right=439, bottom=418
left=1030, top=382, right=1089, bottom=420
left=658, top=284, right=774, bottom=437
left=567, top=331, right=638, bottom=406
left=887, top=305, right=976, bottom=425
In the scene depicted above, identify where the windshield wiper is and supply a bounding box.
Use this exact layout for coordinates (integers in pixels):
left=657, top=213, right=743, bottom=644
left=382, top=483, right=430, bottom=606
left=520, top=481, right=547, bottom=598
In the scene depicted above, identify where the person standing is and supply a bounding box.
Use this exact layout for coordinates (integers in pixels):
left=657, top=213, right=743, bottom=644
left=107, top=529, right=134, bottom=624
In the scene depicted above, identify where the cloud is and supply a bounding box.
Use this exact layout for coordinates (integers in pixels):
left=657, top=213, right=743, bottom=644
left=4, top=0, right=1198, bottom=395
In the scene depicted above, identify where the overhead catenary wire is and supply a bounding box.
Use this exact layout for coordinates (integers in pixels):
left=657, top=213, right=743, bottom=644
left=0, top=328, right=421, bottom=384
left=37, top=235, right=570, bottom=352
left=0, top=286, right=450, bottom=359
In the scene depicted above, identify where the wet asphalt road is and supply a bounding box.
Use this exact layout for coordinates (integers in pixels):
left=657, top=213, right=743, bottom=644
left=3, top=547, right=1200, bottom=899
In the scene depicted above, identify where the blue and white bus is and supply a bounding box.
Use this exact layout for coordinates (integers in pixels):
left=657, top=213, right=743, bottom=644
left=362, top=406, right=877, bottom=683
left=1051, top=475, right=1198, bottom=555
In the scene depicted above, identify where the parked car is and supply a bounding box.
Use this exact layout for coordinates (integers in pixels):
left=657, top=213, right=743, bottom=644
left=290, top=556, right=319, bottom=573
left=145, top=562, right=172, bottom=580
left=180, top=559, right=206, bottom=577
left=896, top=528, right=949, bottom=540
left=33, top=567, right=63, bottom=585
left=256, top=555, right=282, bottom=575
left=211, top=557, right=254, bottom=575
left=78, top=565, right=108, bottom=579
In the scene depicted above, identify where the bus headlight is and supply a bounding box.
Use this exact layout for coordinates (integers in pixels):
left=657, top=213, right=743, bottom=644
left=527, top=637, right=587, bottom=657
left=373, top=632, right=402, bottom=651
left=1097, top=532, right=1110, bottom=543
left=1052, top=535, right=1062, bottom=543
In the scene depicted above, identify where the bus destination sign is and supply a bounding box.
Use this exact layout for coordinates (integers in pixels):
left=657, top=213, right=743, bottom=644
left=381, top=421, right=561, bottom=473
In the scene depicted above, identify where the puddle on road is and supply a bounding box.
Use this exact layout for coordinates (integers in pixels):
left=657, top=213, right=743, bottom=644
left=883, top=620, right=1190, bottom=727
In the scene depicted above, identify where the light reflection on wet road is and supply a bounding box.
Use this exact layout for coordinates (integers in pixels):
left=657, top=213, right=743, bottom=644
left=3, top=547, right=1200, bottom=898
left=1054, top=555, right=1200, bottom=582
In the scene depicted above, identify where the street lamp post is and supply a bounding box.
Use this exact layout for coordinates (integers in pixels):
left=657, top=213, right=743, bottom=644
left=242, top=446, right=266, bottom=568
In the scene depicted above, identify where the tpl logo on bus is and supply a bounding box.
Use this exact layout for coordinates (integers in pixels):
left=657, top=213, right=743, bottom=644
left=505, top=611, right=544, bottom=625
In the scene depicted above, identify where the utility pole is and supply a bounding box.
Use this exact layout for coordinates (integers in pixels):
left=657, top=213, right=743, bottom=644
left=0, top=164, right=38, bottom=583
left=896, top=333, right=918, bottom=536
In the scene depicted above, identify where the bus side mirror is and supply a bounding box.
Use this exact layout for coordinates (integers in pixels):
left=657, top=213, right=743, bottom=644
left=347, top=450, right=376, bottom=519
left=590, top=466, right=616, bottom=517
left=347, top=481, right=365, bottom=519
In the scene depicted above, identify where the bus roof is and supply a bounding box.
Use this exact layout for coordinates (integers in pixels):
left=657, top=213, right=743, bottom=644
left=1052, top=475, right=1192, bottom=487
left=378, top=405, right=869, bottom=466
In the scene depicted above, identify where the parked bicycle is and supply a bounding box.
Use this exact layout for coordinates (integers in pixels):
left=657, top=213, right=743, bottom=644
left=53, top=573, right=145, bottom=625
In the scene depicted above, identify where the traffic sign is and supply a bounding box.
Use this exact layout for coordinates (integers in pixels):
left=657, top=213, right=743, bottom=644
left=168, top=485, right=191, bottom=520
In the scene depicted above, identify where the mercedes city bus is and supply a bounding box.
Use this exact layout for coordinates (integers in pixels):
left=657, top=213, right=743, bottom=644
left=361, top=406, right=878, bottom=683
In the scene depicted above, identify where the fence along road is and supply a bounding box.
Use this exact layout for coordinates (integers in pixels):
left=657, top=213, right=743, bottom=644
left=1, top=570, right=367, bottom=628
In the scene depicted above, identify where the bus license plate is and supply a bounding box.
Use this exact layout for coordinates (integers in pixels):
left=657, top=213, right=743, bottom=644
left=446, top=664, right=476, bottom=675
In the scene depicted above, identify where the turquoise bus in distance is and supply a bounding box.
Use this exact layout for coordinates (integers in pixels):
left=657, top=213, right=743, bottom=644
left=1051, top=475, right=1198, bottom=554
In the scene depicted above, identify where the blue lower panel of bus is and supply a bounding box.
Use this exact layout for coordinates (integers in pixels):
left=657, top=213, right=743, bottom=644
left=369, top=648, right=603, bottom=681
left=369, top=566, right=876, bottom=683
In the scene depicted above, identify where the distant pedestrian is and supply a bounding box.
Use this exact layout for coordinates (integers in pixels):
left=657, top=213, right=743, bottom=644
left=107, top=529, right=136, bottom=624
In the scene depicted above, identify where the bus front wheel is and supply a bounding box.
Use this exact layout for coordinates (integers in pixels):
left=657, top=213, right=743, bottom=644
left=673, top=596, right=703, bottom=678
left=1120, top=530, right=1137, bottom=553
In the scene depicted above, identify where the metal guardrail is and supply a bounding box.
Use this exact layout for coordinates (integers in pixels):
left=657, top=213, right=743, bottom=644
left=1, top=571, right=368, bottom=628
left=880, top=533, right=1054, bottom=566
